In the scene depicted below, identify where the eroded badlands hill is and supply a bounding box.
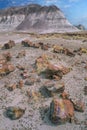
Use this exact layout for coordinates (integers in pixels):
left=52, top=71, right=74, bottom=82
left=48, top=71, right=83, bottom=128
left=0, top=4, right=78, bottom=33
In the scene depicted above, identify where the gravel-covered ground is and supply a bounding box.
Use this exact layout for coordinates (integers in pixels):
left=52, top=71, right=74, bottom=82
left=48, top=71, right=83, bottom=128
left=0, top=32, right=87, bottom=130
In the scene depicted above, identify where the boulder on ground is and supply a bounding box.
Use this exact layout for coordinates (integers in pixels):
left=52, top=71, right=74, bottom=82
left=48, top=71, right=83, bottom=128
left=64, top=48, right=75, bottom=57
left=0, top=55, right=7, bottom=64
left=5, top=83, right=17, bottom=91
left=32, top=43, right=41, bottom=48
left=16, top=50, right=26, bottom=58
left=21, top=39, right=33, bottom=47
left=35, top=54, right=49, bottom=74
left=22, top=39, right=41, bottom=48
left=0, top=63, right=15, bottom=76
left=5, top=107, right=25, bottom=120
left=35, top=54, right=70, bottom=80
left=39, top=42, right=49, bottom=50
left=50, top=98, right=74, bottom=124
left=42, top=45, right=49, bottom=50
left=61, top=91, right=69, bottom=99
left=2, top=40, right=15, bottom=49
left=25, top=78, right=35, bottom=85
left=16, top=64, right=25, bottom=70
left=74, top=48, right=87, bottom=55
left=53, top=45, right=75, bottom=57
left=27, top=89, right=41, bottom=101
left=18, top=80, right=24, bottom=89
left=21, top=70, right=29, bottom=79
left=42, top=81, right=65, bottom=97
left=25, top=76, right=40, bottom=86
left=45, top=64, right=70, bottom=80
left=80, top=48, right=87, bottom=54
left=70, top=98, right=85, bottom=112
left=3, top=63, right=15, bottom=73
left=3, top=52, right=12, bottom=61
left=0, top=52, right=12, bottom=64
left=23, top=41, right=50, bottom=50
left=84, top=77, right=87, bottom=81
left=38, top=42, right=44, bottom=46
left=53, top=45, right=64, bottom=53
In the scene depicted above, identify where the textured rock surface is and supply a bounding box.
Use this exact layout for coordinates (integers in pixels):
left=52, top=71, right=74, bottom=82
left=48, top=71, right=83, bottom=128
left=42, top=81, right=65, bottom=97
left=50, top=98, right=74, bottom=124
left=76, top=24, right=85, bottom=30
left=2, top=40, right=15, bottom=49
left=0, top=4, right=78, bottom=33
left=0, top=63, right=15, bottom=77
left=5, top=106, right=25, bottom=120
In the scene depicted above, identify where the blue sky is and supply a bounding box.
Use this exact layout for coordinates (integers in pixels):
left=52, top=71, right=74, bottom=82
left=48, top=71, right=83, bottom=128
left=0, top=0, right=87, bottom=28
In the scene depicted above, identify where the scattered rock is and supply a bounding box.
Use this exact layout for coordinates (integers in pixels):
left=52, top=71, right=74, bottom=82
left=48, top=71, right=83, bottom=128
left=25, top=78, right=35, bottom=86
left=3, top=63, right=15, bottom=73
left=5, top=106, right=25, bottom=120
left=32, top=42, right=49, bottom=50
left=27, top=89, right=41, bottom=101
left=40, top=42, right=49, bottom=50
left=22, top=40, right=49, bottom=50
left=73, top=48, right=82, bottom=55
left=53, top=45, right=75, bottom=57
left=18, top=80, right=24, bottom=89
left=83, top=40, right=87, bottom=42
left=21, top=39, right=33, bottom=47
left=64, top=48, right=75, bottom=57
left=41, top=44, right=49, bottom=50
left=38, top=42, right=44, bottom=46
left=16, top=64, right=25, bottom=70
left=33, top=43, right=40, bottom=48
left=5, top=80, right=24, bottom=91
left=25, top=76, right=40, bottom=86
left=21, top=70, right=29, bottom=79
left=70, top=98, right=85, bottom=112
left=0, top=35, right=86, bottom=129
left=74, top=47, right=87, bottom=55
left=0, top=63, right=15, bottom=76
left=35, top=54, right=49, bottom=74
left=79, top=48, right=87, bottom=54
left=84, top=86, right=87, bottom=95
left=50, top=98, right=74, bottom=124
left=2, top=40, right=15, bottom=49
left=53, top=45, right=64, bottom=53
left=84, top=77, right=87, bottom=81
left=0, top=54, right=7, bottom=64
left=0, top=52, right=12, bottom=64
left=42, top=81, right=65, bottom=97
left=5, top=83, right=17, bottom=91
left=3, top=52, right=12, bottom=61
left=61, top=91, right=69, bottom=99
left=45, top=64, right=70, bottom=80
left=35, top=54, right=70, bottom=80
left=16, top=50, right=26, bottom=58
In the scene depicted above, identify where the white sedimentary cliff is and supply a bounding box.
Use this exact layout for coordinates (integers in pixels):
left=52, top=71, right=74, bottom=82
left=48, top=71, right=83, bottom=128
left=0, top=4, right=78, bottom=33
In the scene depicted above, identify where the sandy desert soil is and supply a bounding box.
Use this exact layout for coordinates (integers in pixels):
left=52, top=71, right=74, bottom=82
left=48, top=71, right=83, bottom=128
left=0, top=31, right=87, bottom=130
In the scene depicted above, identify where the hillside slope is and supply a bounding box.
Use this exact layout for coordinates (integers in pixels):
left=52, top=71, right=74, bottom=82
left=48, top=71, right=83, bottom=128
left=0, top=4, right=78, bottom=33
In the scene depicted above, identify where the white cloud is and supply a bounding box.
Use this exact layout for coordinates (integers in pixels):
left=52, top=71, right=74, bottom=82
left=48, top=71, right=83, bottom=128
left=64, top=4, right=71, bottom=8
left=45, top=0, right=59, bottom=4
left=69, top=0, right=80, bottom=2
